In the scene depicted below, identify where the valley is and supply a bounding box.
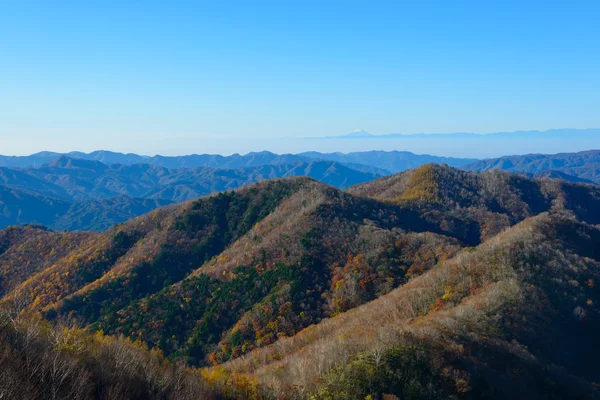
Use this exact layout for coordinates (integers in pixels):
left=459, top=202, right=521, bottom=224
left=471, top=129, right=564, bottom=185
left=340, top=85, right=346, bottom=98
left=1, top=164, right=599, bottom=398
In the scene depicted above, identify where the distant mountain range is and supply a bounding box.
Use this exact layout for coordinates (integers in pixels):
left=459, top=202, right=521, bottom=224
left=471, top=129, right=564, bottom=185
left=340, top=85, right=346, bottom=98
left=463, top=149, right=600, bottom=184
left=331, top=128, right=600, bottom=140
left=0, top=150, right=474, bottom=173
left=0, top=157, right=384, bottom=230
left=2, top=148, right=600, bottom=232
left=0, top=156, right=381, bottom=201
left=299, top=150, right=474, bottom=172
left=0, top=187, right=173, bottom=232
left=0, top=149, right=479, bottom=231
left=308, top=129, right=600, bottom=157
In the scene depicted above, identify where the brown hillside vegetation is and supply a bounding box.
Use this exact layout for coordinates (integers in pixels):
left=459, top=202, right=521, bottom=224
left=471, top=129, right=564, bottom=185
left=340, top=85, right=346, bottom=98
left=348, top=163, right=600, bottom=241
left=0, top=303, right=216, bottom=399
left=1, top=165, right=600, bottom=399
left=0, top=226, right=96, bottom=295
left=210, top=213, right=600, bottom=399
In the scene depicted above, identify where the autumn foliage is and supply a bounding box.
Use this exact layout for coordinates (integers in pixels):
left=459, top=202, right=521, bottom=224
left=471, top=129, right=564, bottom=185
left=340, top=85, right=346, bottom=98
left=1, top=166, right=600, bottom=399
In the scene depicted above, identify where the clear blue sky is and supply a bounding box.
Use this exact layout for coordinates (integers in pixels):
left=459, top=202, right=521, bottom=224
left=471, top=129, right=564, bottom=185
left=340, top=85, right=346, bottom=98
left=1, top=1, right=599, bottom=155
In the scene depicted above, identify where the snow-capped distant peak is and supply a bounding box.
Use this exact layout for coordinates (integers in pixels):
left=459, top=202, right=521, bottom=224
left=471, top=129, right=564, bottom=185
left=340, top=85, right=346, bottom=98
left=344, top=129, right=373, bottom=138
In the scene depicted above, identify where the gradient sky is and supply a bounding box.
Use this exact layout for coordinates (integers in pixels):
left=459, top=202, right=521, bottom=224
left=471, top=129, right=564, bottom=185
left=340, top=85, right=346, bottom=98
left=1, top=1, right=599, bottom=156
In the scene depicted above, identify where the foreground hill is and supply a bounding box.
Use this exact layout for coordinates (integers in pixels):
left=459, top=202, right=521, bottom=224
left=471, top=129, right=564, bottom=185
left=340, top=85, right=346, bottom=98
left=0, top=308, right=216, bottom=399
left=3, top=178, right=463, bottom=363
left=348, top=163, right=600, bottom=240
left=1, top=165, right=600, bottom=398
left=215, top=212, right=600, bottom=399
left=464, top=150, right=600, bottom=184
left=0, top=226, right=96, bottom=296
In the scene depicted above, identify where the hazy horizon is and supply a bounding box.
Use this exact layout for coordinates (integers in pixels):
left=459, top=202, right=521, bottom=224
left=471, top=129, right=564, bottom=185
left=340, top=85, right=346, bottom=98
left=2, top=2, right=600, bottom=156
left=2, top=128, right=600, bottom=159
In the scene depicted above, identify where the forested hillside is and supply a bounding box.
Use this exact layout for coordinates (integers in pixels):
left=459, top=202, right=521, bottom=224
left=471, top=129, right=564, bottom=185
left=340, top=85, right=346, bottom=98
left=464, top=150, right=600, bottom=184
left=1, top=165, right=599, bottom=399
left=214, top=213, right=600, bottom=399
left=0, top=307, right=216, bottom=399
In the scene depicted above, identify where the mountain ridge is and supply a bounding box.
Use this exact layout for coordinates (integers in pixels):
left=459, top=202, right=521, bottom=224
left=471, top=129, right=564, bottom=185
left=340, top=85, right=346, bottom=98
left=326, top=128, right=600, bottom=139
left=2, top=165, right=600, bottom=398
left=0, top=149, right=475, bottom=173
left=464, top=149, right=600, bottom=184
left=0, top=159, right=381, bottom=230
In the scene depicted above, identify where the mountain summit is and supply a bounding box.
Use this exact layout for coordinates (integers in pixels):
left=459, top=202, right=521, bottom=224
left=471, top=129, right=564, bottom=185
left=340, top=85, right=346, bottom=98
left=343, top=129, right=374, bottom=138
left=1, top=165, right=600, bottom=399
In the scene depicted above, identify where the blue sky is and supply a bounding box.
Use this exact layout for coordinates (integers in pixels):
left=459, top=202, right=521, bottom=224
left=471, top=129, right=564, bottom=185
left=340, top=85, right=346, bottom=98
left=1, top=1, right=599, bottom=156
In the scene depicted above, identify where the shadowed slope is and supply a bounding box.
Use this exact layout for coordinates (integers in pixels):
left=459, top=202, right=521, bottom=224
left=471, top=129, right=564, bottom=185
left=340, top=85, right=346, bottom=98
left=212, top=213, right=600, bottom=399
left=96, top=181, right=463, bottom=364
left=2, top=167, right=600, bottom=399
left=349, top=163, right=600, bottom=242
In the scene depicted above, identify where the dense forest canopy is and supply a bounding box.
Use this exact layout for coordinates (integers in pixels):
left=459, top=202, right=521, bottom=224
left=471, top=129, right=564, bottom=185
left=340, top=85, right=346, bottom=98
left=1, top=164, right=599, bottom=399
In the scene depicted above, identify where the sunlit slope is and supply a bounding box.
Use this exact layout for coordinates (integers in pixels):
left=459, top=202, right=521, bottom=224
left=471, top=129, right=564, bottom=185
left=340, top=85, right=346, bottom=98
left=1, top=166, right=600, bottom=399
left=212, top=213, right=600, bottom=399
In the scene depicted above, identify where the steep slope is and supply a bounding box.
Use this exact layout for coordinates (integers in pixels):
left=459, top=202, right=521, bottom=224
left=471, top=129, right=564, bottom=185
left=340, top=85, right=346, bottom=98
left=464, top=150, right=600, bottom=184
left=1, top=178, right=465, bottom=366
left=2, top=167, right=600, bottom=399
left=4, top=179, right=322, bottom=317
left=91, top=182, right=462, bottom=365
left=6, top=180, right=299, bottom=314
left=0, top=309, right=216, bottom=400
left=212, top=213, right=600, bottom=399
left=0, top=225, right=96, bottom=295
left=349, top=163, right=600, bottom=243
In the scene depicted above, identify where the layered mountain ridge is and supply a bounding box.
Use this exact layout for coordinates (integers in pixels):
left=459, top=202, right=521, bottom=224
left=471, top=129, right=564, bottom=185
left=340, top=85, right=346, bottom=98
left=0, top=158, right=381, bottom=230
left=464, top=149, right=600, bottom=184
left=1, top=164, right=600, bottom=398
left=0, top=149, right=475, bottom=172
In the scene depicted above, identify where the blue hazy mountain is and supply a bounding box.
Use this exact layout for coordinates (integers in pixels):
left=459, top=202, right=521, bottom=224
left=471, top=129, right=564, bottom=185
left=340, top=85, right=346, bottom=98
left=340, top=129, right=375, bottom=138
left=317, top=129, right=600, bottom=157
left=0, top=158, right=381, bottom=230
left=0, top=149, right=475, bottom=174
left=463, top=150, right=600, bottom=184
left=326, top=128, right=600, bottom=140
left=299, top=150, right=475, bottom=173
